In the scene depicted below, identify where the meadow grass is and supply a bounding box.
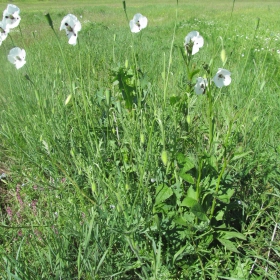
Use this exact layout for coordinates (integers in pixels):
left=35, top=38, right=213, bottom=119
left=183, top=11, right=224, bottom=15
left=0, top=0, right=280, bottom=279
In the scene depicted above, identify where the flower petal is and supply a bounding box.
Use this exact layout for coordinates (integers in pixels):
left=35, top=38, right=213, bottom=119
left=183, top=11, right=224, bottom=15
left=223, top=75, right=231, bottom=86
left=3, top=4, right=21, bottom=29
left=130, top=13, right=148, bottom=33
left=213, top=68, right=231, bottom=88
left=194, top=77, right=207, bottom=94
left=129, top=21, right=140, bottom=33
left=7, top=47, right=26, bottom=69
left=60, top=14, right=81, bottom=45
left=68, top=34, right=78, bottom=45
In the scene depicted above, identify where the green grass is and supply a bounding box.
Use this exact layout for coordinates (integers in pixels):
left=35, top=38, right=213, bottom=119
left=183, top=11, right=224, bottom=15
left=1, top=0, right=280, bottom=279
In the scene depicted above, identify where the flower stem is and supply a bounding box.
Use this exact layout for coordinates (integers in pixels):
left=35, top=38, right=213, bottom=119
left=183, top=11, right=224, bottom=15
left=207, top=87, right=214, bottom=150
left=163, top=1, right=178, bottom=107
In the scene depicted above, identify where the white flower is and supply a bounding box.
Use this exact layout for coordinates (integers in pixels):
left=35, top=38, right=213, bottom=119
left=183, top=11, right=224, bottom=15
left=0, top=21, right=9, bottom=45
left=184, top=31, right=204, bottom=55
left=3, top=4, right=21, bottom=29
left=194, top=77, right=208, bottom=94
left=8, top=47, right=26, bottom=69
left=129, top=13, right=148, bottom=33
left=60, top=14, right=81, bottom=46
left=213, top=68, right=231, bottom=88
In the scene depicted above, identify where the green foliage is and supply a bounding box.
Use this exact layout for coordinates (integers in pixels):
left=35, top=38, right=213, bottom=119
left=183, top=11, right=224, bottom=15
left=1, top=0, right=280, bottom=279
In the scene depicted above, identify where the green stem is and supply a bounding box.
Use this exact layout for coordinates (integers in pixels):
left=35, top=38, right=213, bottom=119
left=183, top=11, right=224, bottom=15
left=207, top=88, right=214, bottom=150
left=163, top=1, right=178, bottom=107
left=209, top=153, right=227, bottom=220
left=196, top=159, right=203, bottom=202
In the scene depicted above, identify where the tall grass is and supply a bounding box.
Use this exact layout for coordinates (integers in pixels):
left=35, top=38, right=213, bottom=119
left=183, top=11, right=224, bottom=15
left=0, top=0, right=280, bottom=279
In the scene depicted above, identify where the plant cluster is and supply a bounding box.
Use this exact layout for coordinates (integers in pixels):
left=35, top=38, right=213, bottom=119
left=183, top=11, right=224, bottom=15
left=0, top=1, right=279, bottom=279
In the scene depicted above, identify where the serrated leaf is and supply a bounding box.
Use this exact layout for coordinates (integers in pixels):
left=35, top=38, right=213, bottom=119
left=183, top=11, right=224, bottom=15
left=218, top=238, right=239, bottom=253
left=155, top=184, right=173, bottom=205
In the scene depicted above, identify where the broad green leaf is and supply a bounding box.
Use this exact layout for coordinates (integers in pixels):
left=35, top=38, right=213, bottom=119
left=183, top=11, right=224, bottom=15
left=176, top=153, right=186, bottom=164
left=216, top=210, right=224, bottom=221
left=181, top=197, right=197, bottom=207
left=179, top=172, right=195, bottom=184
left=221, top=231, right=246, bottom=241
left=182, top=158, right=195, bottom=173
left=218, top=238, right=239, bottom=253
left=191, top=203, right=208, bottom=221
left=187, top=185, right=197, bottom=200
left=173, top=216, right=187, bottom=226
left=217, top=188, right=235, bottom=204
left=176, top=154, right=194, bottom=172
left=155, top=184, right=173, bottom=205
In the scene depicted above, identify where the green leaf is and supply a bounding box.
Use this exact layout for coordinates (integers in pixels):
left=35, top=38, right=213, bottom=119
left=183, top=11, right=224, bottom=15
left=191, top=203, right=208, bottom=221
left=179, top=172, right=195, bottom=184
left=188, top=69, right=200, bottom=80
left=173, top=216, right=188, bottom=226
left=176, top=153, right=186, bottom=164
left=170, top=96, right=180, bottom=105
left=155, top=184, right=173, bottom=205
left=216, top=210, right=224, bottom=221
left=181, top=197, right=197, bottom=207
left=173, top=244, right=189, bottom=264
left=218, top=238, right=239, bottom=253
left=231, top=151, right=252, bottom=161
left=181, top=157, right=195, bottom=173
left=217, top=188, right=235, bottom=204
left=221, top=231, right=246, bottom=241
left=187, top=185, right=197, bottom=200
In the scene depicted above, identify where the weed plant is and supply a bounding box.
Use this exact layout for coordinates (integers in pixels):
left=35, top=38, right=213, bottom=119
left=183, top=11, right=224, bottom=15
left=0, top=0, right=280, bottom=279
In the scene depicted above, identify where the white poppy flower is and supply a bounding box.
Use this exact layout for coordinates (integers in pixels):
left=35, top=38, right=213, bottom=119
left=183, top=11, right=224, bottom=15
left=184, top=31, right=204, bottom=55
left=129, top=13, right=148, bottom=33
left=8, top=47, right=26, bottom=69
left=3, top=4, right=21, bottom=29
left=60, top=14, right=81, bottom=46
left=194, top=77, right=208, bottom=94
left=0, top=21, right=9, bottom=45
left=213, top=68, right=231, bottom=88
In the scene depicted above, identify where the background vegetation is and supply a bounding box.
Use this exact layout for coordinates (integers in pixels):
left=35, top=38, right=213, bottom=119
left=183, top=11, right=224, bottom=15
left=0, top=0, right=280, bottom=279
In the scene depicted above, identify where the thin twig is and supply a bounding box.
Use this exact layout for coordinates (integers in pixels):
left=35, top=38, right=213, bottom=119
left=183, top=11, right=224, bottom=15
left=265, top=221, right=279, bottom=275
